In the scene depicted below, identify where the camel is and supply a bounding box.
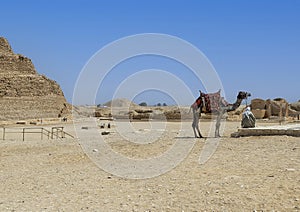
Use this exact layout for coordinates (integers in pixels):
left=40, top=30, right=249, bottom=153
left=191, top=90, right=251, bottom=138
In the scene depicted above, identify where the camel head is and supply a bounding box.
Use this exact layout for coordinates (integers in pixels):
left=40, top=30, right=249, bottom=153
left=237, top=91, right=251, bottom=100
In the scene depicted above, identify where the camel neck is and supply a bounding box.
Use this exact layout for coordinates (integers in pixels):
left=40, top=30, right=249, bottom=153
left=228, top=98, right=243, bottom=112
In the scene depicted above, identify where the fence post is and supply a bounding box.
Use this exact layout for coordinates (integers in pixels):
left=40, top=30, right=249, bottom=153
left=3, top=127, right=5, bottom=140
left=23, top=128, right=25, bottom=141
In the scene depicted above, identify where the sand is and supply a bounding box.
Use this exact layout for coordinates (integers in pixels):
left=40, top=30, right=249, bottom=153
left=0, top=120, right=299, bottom=211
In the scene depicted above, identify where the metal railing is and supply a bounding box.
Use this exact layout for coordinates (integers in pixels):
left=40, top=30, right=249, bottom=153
left=51, top=127, right=74, bottom=139
left=1, top=126, right=74, bottom=141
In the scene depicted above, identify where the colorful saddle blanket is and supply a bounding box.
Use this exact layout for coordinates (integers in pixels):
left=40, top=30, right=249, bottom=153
left=192, top=90, right=229, bottom=113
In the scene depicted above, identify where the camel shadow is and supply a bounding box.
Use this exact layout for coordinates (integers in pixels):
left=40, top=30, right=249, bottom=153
left=175, top=136, right=230, bottom=139
left=174, top=136, right=197, bottom=139
left=175, top=136, right=207, bottom=139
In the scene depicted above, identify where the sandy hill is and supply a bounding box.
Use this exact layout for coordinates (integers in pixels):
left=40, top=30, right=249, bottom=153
left=103, top=98, right=138, bottom=108
left=0, top=37, right=70, bottom=121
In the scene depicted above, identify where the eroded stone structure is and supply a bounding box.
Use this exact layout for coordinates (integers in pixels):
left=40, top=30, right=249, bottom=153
left=0, top=37, right=69, bottom=120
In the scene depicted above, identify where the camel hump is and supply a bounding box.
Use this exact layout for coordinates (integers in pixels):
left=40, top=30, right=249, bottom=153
left=199, top=90, right=222, bottom=113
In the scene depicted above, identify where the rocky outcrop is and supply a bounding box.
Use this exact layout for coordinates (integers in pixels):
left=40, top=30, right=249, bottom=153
left=0, top=37, right=70, bottom=121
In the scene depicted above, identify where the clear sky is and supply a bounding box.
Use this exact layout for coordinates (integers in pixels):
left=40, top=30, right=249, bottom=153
left=1, top=0, right=299, bottom=105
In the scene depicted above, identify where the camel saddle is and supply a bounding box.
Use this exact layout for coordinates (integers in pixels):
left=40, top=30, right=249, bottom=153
left=192, top=90, right=229, bottom=113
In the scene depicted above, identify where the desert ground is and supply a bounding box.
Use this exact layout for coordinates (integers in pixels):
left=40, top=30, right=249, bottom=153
left=0, top=119, right=299, bottom=211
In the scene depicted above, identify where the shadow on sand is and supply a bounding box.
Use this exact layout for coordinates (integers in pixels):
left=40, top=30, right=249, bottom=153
left=175, top=136, right=207, bottom=139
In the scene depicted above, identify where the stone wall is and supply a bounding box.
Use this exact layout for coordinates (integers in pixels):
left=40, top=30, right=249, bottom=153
left=0, top=75, right=63, bottom=97
left=0, top=96, right=68, bottom=120
left=0, top=54, right=36, bottom=75
left=251, top=98, right=299, bottom=119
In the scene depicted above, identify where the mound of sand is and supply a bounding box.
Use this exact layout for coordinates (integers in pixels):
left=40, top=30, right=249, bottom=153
left=103, top=98, right=137, bottom=108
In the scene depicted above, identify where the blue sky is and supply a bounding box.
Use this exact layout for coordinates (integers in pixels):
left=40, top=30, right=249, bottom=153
left=1, top=0, right=299, bottom=105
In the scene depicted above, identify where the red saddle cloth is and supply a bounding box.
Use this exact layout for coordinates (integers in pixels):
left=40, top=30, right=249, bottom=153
left=201, top=90, right=221, bottom=113
left=192, top=90, right=229, bottom=113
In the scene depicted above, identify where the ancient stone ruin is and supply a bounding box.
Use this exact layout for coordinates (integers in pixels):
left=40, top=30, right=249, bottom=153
left=0, top=37, right=70, bottom=121
left=251, top=98, right=299, bottom=119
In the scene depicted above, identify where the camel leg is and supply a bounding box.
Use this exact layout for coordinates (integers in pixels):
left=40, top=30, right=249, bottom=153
left=192, top=123, right=198, bottom=138
left=215, top=110, right=224, bottom=137
left=196, top=124, right=203, bottom=138
left=192, top=109, right=198, bottom=138
left=192, top=122, right=203, bottom=138
left=192, top=118, right=199, bottom=138
left=192, top=109, right=203, bottom=138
